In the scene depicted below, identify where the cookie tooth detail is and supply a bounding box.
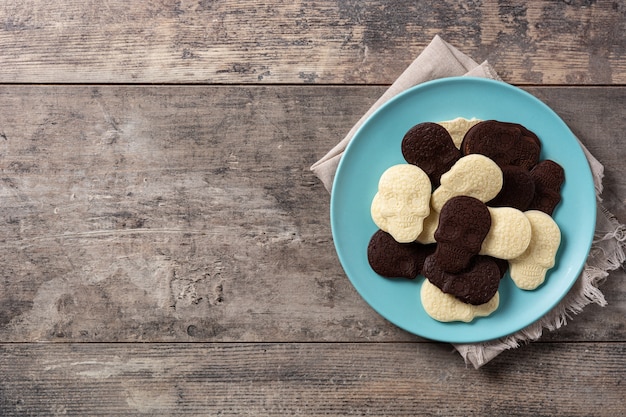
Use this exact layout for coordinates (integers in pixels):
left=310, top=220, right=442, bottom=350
left=431, top=154, right=503, bottom=212
left=479, top=206, right=532, bottom=260
left=509, top=210, right=562, bottom=290
left=420, top=279, right=499, bottom=323
left=371, top=164, right=432, bottom=243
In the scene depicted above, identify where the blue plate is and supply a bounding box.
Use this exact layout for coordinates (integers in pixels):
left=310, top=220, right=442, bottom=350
left=330, top=77, right=596, bottom=343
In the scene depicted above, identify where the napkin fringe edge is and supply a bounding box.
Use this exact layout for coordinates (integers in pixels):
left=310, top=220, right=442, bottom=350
left=457, top=202, right=626, bottom=369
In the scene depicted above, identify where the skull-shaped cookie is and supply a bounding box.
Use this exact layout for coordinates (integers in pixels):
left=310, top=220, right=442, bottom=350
left=488, top=165, right=535, bottom=211
left=367, top=229, right=436, bottom=279
left=433, top=196, right=492, bottom=273
left=420, top=279, right=499, bottom=323
left=479, top=206, right=532, bottom=260
left=528, top=160, right=565, bottom=215
left=431, top=154, right=503, bottom=212
left=416, top=208, right=439, bottom=244
left=461, top=120, right=541, bottom=170
left=509, top=210, right=561, bottom=290
left=423, top=254, right=502, bottom=305
left=401, top=122, right=461, bottom=187
left=371, top=164, right=432, bottom=243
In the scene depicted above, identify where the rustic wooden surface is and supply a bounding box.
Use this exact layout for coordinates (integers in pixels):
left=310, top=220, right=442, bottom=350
left=1, top=0, right=625, bottom=85
left=1, top=1, right=625, bottom=416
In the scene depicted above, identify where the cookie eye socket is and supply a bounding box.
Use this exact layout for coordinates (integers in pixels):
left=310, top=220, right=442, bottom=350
left=379, top=193, right=402, bottom=218
left=385, top=196, right=402, bottom=210
left=409, top=195, right=428, bottom=212
left=533, top=240, right=557, bottom=264
left=438, top=222, right=461, bottom=240
left=461, top=232, right=483, bottom=249
left=379, top=189, right=399, bottom=204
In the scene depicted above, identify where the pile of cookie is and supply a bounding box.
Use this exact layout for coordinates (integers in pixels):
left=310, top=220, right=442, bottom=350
left=367, top=119, right=564, bottom=322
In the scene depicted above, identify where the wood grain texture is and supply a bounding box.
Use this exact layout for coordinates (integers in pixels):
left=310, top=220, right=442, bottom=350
left=0, top=85, right=624, bottom=344
left=0, top=0, right=625, bottom=84
left=0, top=85, right=411, bottom=343
left=0, top=343, right=624, bottom=416
left=1, top=1, right=624, bottom=414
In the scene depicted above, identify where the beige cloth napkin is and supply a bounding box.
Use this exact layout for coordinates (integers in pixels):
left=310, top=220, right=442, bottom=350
left=311, top=35, right=626, bottom=368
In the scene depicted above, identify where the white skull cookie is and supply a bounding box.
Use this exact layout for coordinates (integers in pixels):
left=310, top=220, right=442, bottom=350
left=431, top=154, right=503, bottom=212
left=479, top=206, right=532, bottom=260
left=371, top=164, right=432, bottom=243
left=421, top=279, right=500, bottom=323
left=509, top=210, right=561, bottom=290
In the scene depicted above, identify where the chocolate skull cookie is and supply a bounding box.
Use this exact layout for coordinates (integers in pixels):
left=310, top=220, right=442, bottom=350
left=401, top=122, right=461, bottom=187
left=422, top=254, right=502, bottom=305
left=367, top=230, right=436, bottom=279
left=488, top=165, right=536, bottom=211
left=433, top=196, right=492, bottom=273
left=461, top=120, right=541, bottom=170
left=528, top=159, right=565, bottom=215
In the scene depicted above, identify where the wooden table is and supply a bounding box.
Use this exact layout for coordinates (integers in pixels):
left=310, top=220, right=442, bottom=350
left=1, top=1, right=624, bottom=415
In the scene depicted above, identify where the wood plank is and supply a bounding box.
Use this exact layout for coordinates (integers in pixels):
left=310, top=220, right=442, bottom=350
left=0, top=342, right=624, bottom=416
left=0, top=86, right=624, bottom=343
left=1, top=0, right=625, bottom=84
left=526, top=86, right=626, bottom=221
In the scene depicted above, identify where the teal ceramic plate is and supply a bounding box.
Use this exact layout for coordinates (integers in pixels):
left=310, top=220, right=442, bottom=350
left=330, top=77, right=596, bottom=343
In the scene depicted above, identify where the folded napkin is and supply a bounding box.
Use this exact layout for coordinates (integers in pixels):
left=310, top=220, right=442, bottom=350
left=311, top=35, right=626, bottom=368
